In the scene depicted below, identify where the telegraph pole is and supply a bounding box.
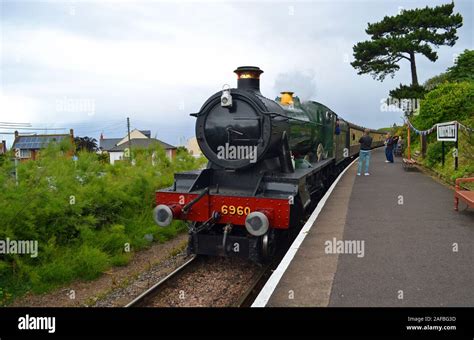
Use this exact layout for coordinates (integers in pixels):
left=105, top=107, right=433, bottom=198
left=127, top=117, right=132, bottom=161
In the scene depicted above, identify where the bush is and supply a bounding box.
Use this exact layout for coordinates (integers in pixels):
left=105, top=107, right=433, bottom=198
left=409, top=79, right=474, bottom=180
left=71, top=246, right=110, bottom=280
left=412, top=81, right=474, bottom=131
left=0, top=142, right=206, bottom=304
left=425, top=141, right=455, bottom=167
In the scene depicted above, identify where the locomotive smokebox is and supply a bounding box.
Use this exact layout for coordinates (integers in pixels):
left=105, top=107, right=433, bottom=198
left=234, top=66, right=263, bottom=93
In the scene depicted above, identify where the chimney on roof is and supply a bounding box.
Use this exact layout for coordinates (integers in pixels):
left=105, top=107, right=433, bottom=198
left=14, top=130, right=19, bottom=139
left=1, top=140, right=6, bottom=154
left=69, top=129, right=75, bottom=151
left=140, top=130, right=151, bottom=138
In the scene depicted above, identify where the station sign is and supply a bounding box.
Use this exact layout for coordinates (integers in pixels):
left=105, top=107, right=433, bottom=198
left=437, top=121, right=457, bottom=142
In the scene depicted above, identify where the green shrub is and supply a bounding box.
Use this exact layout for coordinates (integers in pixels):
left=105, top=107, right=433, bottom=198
left=71, top=246, right=110, bottom=280
left=410, top=80, right=473, bottom=180
left=425, top=141, right=455, bottom=167
left=0, top=141, right=206, bottom=304
left=110, top=253, right=132, bottom=267
left=37, top=258, right=75, bottom=287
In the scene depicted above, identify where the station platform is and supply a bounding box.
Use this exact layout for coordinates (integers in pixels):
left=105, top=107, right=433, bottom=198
left=253, top=148, right=474, bottom=307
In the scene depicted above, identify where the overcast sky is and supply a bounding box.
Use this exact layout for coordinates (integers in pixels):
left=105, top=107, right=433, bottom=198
left=1, top=0, right=472, bottom=147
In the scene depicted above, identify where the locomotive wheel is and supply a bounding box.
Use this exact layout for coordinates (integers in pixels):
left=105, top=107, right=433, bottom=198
left=261, top=230, right=276, bottom=260
left=262, top=233, right=269, bottom=259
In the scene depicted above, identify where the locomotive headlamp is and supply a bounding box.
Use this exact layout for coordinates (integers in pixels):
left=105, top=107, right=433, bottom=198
left=221, top=84, right=232, bottom=107
left=245, top=211, right=269, bottom=237
left=153, top=204, right=174, bottom=227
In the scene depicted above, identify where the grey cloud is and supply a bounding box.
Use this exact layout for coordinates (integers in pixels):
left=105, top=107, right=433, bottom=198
left=1, top=0, right=472, bottom=146
left=273, top=70, right=318, bottom=101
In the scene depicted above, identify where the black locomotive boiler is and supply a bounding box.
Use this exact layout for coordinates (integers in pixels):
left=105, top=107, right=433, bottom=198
left=153, top=66, right=384, bottom=262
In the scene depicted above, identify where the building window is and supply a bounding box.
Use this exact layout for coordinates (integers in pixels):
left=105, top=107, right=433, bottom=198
left=20, top=149, right=31, bottom=158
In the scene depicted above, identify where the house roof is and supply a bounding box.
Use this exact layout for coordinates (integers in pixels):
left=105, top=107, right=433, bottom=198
left=12, top=134, right=70, bottom=150
left=109, top=138, right=176, bottom=152
left=139, top=130, right=151, bottom=138
left=99, top=138, right=122, bottom=151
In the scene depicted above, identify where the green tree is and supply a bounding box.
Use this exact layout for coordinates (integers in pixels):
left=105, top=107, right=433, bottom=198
left=412, top=81, right=474, bottom=131
left=422, top=49, right=473, bottom=91
left=446, top=49, right=474, bottom=82
left=74, top=136, right=98, bottom=152
left=351, top=3, right=463, bottom=86
left=423, top=72, right=450, bottom=91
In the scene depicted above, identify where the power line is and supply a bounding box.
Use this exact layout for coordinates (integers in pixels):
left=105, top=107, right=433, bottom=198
left=65, top=119, right=126, bottom=128
left=0, top=126, right=68, bottom=130
left=0, top=122, right=31, bottom=126
left=0, top=131, right=35, bottom=135
left=74, top=122, right=126, bottom=135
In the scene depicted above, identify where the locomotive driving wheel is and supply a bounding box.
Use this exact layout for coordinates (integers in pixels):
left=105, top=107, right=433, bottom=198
left=261, top=229, right=276, bottom=261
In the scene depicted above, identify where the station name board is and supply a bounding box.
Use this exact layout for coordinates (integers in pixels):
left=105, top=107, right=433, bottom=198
left=437, top=122, right=457, bottom=142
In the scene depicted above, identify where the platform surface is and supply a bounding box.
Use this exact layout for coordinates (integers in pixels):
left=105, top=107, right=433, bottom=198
left=265, top=148, right=474, bottom=307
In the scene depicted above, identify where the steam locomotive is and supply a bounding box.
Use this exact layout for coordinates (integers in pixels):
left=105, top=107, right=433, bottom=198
left=153, top=66, right=385, bottom=262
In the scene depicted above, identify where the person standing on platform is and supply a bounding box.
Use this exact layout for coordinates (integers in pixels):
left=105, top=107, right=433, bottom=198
left=357, top=129, right=373, bottom=176
left=385, top=133, right=395, bottom=163
left=397, top=136, right=404, bottom=154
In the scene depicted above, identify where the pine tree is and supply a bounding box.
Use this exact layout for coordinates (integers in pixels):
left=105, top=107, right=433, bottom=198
left=351, top=3, right=463, bottom=86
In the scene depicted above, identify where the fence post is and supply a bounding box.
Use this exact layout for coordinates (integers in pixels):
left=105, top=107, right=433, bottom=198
left=442, top=141, right=445, bottom=167
left=454, top=122, right=459, bottom=170
left=407, top=124, right=411, bottom=160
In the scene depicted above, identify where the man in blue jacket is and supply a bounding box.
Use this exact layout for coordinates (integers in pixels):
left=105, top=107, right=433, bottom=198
left=385, top=133, right=395, bottom=163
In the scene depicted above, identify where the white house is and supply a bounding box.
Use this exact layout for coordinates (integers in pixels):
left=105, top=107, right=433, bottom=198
left=186, top=136, right=203, bottom=158
left=99, top=129, right=177, bottom=164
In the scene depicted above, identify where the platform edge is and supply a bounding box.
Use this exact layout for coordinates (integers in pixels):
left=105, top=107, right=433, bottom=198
left=251, top=157, right=359, bottom=307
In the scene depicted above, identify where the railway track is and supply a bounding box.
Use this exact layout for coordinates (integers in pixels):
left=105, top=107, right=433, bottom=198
left=126, top=255, right=197, bottom=307
left=126, top=255, right=271, bottom=307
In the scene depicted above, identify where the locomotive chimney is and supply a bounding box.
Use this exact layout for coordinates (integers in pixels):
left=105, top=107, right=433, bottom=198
left=234, top=66, right=263, bottom=93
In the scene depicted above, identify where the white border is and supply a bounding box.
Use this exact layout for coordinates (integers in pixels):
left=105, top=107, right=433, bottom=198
left=251, top=157, right=358, bottom=307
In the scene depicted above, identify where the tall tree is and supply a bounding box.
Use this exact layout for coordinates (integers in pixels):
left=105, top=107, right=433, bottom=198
left=74, top=136, right=98, bottom=152
left=351, top=3, right=463, bottom=86
left=446, top=49, right=474, bottom=82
